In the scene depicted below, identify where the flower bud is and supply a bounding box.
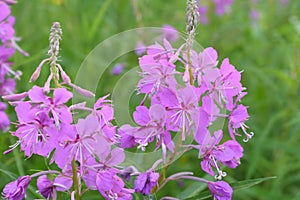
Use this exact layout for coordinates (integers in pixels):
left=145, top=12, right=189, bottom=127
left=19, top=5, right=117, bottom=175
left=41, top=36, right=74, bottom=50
left=2, top=176, right=31, bottom=200
left=207, top=181, right=232, bottom=200
left=2, top=92, right=28, bottom=101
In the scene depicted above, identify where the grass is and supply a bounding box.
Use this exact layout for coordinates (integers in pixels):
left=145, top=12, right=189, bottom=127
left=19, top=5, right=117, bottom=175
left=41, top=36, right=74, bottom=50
left=1, top=0, right=300, bottom=199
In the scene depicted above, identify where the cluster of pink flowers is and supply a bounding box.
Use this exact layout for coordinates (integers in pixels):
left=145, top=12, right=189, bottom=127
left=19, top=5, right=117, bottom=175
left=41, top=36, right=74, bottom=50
left=2, top=22, right=135, bottom=200
left=1, top=1, right=253, bottom=199
left=119, top=37, right=251, bottom=198
left=0, top=0, right=28, bottom=131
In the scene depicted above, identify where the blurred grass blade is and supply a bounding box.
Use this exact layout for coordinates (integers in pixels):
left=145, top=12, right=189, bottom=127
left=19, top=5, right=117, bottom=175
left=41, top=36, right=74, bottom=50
left=231, top=176, right=277, bottom=191
left=0, top=169, right=17, bottom=179
left=87, top=0, right=113, bottom=40
left=176, top=175, right=209, bottom=199
left=180, top=176, right=276, bottom=200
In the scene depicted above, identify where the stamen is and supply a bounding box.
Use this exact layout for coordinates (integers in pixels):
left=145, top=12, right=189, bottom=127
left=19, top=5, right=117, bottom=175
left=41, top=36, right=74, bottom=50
left=211, top=156, right=227, bottom=180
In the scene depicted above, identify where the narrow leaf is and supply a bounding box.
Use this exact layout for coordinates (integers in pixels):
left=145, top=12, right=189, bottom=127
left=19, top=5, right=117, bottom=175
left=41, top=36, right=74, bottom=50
left=181, top=176, right=276, bottom=200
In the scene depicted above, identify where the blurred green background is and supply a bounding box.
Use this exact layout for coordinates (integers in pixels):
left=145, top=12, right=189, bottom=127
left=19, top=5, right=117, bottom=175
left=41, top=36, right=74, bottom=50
left=1, top=0, right=300, bottom=199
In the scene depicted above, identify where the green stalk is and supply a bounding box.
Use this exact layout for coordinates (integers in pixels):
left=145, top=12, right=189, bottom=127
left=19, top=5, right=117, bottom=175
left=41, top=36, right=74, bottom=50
left=50, top=63, right=60, bottom=88
left=186, top=39, right=194, bottom=85
left=72, top=159, right=80, bottom=200
left=153, top=136, right=183, bottom=193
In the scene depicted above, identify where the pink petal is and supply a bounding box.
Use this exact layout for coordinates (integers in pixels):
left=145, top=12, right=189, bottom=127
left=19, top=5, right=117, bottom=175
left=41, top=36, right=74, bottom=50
left=0, top=2, right=10, bottom=21
left=28, top=86, right=47, bottom=103
left=54, top=88, right=72, bottom=105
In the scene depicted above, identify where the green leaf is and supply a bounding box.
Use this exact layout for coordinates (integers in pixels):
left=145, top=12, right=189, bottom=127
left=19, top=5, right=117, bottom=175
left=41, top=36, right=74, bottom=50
left=0, top=169, right=17, bottom=179
left=231, top=176, right=277, bottom=191
left=181, top=177, right=276, bottom=200
left=176, top=180, right=207, bottom=199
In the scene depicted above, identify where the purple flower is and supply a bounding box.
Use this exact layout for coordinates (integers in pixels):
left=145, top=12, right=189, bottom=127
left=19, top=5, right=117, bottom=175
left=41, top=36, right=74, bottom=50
left=0, top=0, right=16, bottom=4
left=82, top=147, right=126, bottom=192
left=207, top=181, right=233, bottom=200
left=145, top=39, right=176, bottom=63
left=214, top=140, right=244, bottom=168
left=197, top=6, right=208, bottom=24
left=201, top=95, right=220, bottom=123
left=54, top=114, right=110, bottom=172
left=194, top=108, right=210, bottom=145
left=134, top=170, right=159, bottom=195
left=0, top=77, right=15, bottom=95
left=135, top=41, right=147, bottom=56
left=37, top=175, right=54, bottom=199
left=0, top=16, right=15, bottom=42
left=199, top=130, right=223, bottom=176
left=13, top=102, right=57, bottom=157
left=152, top=86, right=200, bottom=141
left=0, top=2, right=10, bottom=22
left=198, top=130, right=243, bottom=178
left=138, top=55, right=177, bottom=95
left=0, top=109, right=10, bottom=130
left=205, top=58, right=243, bottom=109
left=187, top=47, right=219, bottom=87
left=37, top=174, right=72, bottom=199
left=96, top=169, right=134, bottom=200
left=111, top=63, right=124, bottom=75
left=0, top=101, right=9, bottom=130
left=213, top=0, right=234, bottom=16
left=27, top=86, right=73, bottom=127
left=93, top=95, right=117, bottom=143
left=228, top=104, right=253, bottom=142
left=2, top=175, right=31, bottom=200
left=0, top=46, right=16, bottom=82
left=280, top=0, right=289, bottom=5
left=250, top=9, right=259, bottom=22
left=119, top=125, right=138, bottom=148
left=119, top=104, right=174, bottom=152
left=162, top=24, right=179, bottom=42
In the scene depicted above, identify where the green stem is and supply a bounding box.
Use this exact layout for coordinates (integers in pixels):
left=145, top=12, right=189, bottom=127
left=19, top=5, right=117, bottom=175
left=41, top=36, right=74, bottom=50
left=72, top=159, right=80, bottom=200
left=187, top=45, right=194, bottom=85
left=51, top=63, right=60, bottom=88
left=154, top=136, right=183, bottom=193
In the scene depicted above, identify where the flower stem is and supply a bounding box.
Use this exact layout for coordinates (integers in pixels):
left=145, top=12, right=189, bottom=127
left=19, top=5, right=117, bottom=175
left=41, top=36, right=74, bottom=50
left=154, top=136, right=183, bottom=193
left=30, top=170, right=60, bottom=178
left=72, top=159, right=80, bottom=200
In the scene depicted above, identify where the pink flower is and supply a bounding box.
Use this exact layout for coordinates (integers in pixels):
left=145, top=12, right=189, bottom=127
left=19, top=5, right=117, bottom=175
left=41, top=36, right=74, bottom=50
left=213, top=0, right=234, bottom=16
left=54, top=114, right=110, bottom=172
left=37, top=174, right=72, bottom=199
left=0, top=2, right=10, bottom=22
left=198, top=130, right=243, bottom=178
left=134, top=170, right=159, bottom=195
left=152, top=86, right=200, bottom=140
left=12, top=102, right=57, bottom=157
left=111, top=63, right=124, bottom=75
left=198, top=6, right=208, bottom=24
left=135, top=41, right=147, bottom=56
left=162, top=24, right=179, bottom=42
left=27, top=86, right=73, bottom=127
left=0, top=102, right=9, bottom=130
left=228, top=104, right=254, bottom=142
left=2, top=176, right=31, bottom=200
left=96, top=169, right=134, bottom=200
left=207, top=181, right=233, bottom=200
left=119, top=104, right=174, bottom=152
left=138, top=54, right=177, bottom=95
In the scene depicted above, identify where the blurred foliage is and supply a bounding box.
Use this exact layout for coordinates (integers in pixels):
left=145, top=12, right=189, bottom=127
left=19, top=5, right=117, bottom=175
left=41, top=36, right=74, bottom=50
left=1, top=0, right=300, bottom=199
